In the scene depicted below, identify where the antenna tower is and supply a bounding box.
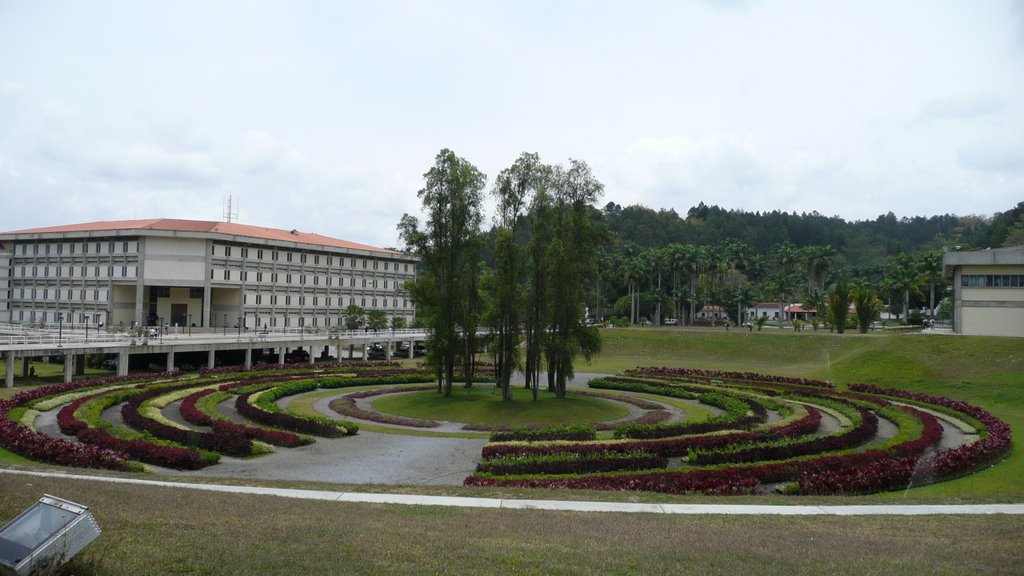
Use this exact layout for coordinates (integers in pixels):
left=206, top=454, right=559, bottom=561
left=223, top=194, right=239, bottom=223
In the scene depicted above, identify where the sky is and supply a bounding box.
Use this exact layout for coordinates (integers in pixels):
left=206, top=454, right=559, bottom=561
left=1, top=0, right=1022, bottom=249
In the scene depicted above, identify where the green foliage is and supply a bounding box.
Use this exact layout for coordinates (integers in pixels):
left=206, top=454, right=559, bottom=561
left=342, top=304, right=365, bottom=330
left=827, top=278, right=852, bottom=333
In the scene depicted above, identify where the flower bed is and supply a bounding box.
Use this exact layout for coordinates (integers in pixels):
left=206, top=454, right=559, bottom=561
left=327, top=386, right=440, bottom=427
left=476, top=450, right=668, bottom=476
left=237, top=390, right=348, bottom=437
left=0, top=398, right=129, bottom=470
left=180, top=388, right=310, bottom=447
left=490, top=423, right=597, bottom=442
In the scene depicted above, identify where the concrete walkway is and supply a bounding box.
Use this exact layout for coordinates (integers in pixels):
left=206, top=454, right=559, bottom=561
left=3, top=468, right=1022, bottom=516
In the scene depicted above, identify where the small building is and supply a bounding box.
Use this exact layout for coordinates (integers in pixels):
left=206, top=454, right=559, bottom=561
left=697, top=305, right=728, bottom=321
left=785, top=303, right=817, bottom=322
left=749, top=302, right=784, bottom=320
left=943, top=245, right=1024, bottom=337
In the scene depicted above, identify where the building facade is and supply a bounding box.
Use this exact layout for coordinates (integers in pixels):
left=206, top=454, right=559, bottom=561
left=943, top=245, right=1024, bottom=337
left=0, top=219, right=417, bottom=330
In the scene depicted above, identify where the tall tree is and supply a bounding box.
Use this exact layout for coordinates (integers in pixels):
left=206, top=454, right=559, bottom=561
left=545, top=160, right=603, bottom=398
left=882, top=254, right=922, bottom=322
left=489, top=152, right=543, bottom=401
left=398, top=149, right=486, bottom=397
left=916, top=251, right=944, bottom=318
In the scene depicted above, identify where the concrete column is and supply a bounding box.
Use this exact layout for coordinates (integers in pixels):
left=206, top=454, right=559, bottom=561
left=348, top=344, right=354, bottom=359
left=5, top=351, right=14, bottom=387
left=408, top=341, right=414, bottom=359
left=166, top=350, right=175, bottom=372
left=118, top=350, right=129, bottom=376
left=134, top=283, right=145, bottom=326
left=244, top=347, right=252, bottom=370
left=207, top=350, right=216, bottom=369
left=385, top=340, right=392, bottom=361
left=308, top=348, right=315, bottom=365
left=277, top=348, right=285, bottom=366
left=63, top=354, right=74, bottom=383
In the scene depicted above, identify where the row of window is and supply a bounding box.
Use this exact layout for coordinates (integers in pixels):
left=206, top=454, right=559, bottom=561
left=17, top=241, right=136, bottom=256
left=233, top=314, right=411, bottom=329
left=10, top=288, right=108, bottom=301
left=12, top=265, right=136, bottom=279
left=244, top=293, right=408, bottom=308
left=961, top=274, right=1024, bottom=288
left=212, top=268, right=403, bottom=290
left=14, top=310, right=105, bottom=323
left=213, top=244, right=411, bottom=273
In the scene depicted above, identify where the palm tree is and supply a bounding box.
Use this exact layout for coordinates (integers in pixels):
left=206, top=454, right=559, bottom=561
left=827, top=278, right=852, bottom=334
left=800, top=245, right=838, bottom=291
left=883, top=254, right=922, bottom=322
left=852, top=278, right=882, bottom=333
left=802, top=286, right=826, bottom=328
left=917, top=251, right=944, bottom=318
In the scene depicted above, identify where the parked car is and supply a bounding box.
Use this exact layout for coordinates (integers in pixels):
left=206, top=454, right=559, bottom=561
left=285, top=349, right=310, bottom=363
left=365, top=344, right=387, bottom=360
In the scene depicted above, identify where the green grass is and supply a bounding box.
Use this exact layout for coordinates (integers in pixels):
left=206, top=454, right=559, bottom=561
left=371, top=386, right=630, bottom=427
left=1, top=476, right=1021, bottom=576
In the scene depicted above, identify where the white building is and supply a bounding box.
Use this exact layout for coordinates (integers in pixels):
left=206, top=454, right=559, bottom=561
left=0, top=219, right=417, bottom=330
left=943, top=245, right=1024, bottom=337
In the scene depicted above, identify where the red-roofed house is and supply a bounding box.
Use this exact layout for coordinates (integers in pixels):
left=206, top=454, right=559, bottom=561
left=0, top=219, right=417, bottom=329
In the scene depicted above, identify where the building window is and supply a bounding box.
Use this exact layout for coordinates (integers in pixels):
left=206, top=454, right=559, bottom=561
left=286, top=295, right=292, bottom=305
left=300, top=275, right=306, bottom=285
left=122, top=241, right=129, bottom=253
left=351, top=258, right=356, bottom=267
left=327, top=256, right=333, bottom=266
left=271, top=295, right=277, bottom=305
left=224, top=270, right=231, bottom=280
left=257, top=272, right=263, bottom=282
left=225, top=246, right=232, bottom=257
left=256, top=294, right=262, bottom=305
left=362, top=259, right=367, bottom=269
left=287, top=274, right=292, bottom=284
left=212, top=245, right=216, bottom=255
left=190, top=288, right=203, bottom=298
left=287, top=252, right=293, bottom=262
left=121, top=266, right=127, bottom=277
left=962, top=274, right=1024, bottom=288
left=241, top=247, right=248, bottom=258
left=272, top=250, right=279, bottom=261
left=257, top=249, right=264, bottom=259
left=108, top=241, right=115, bottom=253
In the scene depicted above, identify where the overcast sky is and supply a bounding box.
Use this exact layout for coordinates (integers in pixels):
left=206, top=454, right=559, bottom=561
left=1, top=0, right=1022, bottom=248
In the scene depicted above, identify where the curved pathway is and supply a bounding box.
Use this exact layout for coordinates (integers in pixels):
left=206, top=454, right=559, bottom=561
left=3, top=469, right=1022, bottom=516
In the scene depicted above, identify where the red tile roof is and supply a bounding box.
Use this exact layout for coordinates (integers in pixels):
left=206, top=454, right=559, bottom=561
left=0, top=218, right=401, bottom=255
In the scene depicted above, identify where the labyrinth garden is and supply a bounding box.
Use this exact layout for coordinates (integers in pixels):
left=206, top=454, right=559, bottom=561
left=0, top=362, right=1012, bottom=496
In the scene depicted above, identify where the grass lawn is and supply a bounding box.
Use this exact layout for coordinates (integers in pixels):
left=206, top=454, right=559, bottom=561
left=1, top=476, right=1021, bottom=576
left=371, top=386, right=629, bottom=427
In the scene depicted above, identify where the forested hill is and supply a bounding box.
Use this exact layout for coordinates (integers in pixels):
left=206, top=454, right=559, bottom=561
left=600, top=200, right=1024, bottom=271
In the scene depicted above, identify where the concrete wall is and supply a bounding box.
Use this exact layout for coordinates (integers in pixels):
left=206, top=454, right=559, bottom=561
left=955, top=263, right=1024, bottom=337
left=111, top=285, right=136, bottom=327
left=143, top=237, right=207, bottom=284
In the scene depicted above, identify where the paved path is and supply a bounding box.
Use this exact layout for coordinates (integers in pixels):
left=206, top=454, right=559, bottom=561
left=2, top=469, right=1022, bottom=516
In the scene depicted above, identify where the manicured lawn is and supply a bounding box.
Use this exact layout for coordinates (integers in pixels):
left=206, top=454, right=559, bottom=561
left=2, top=476, right=1022, bottom=576
left=371, top=386, right=630, bottom=427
